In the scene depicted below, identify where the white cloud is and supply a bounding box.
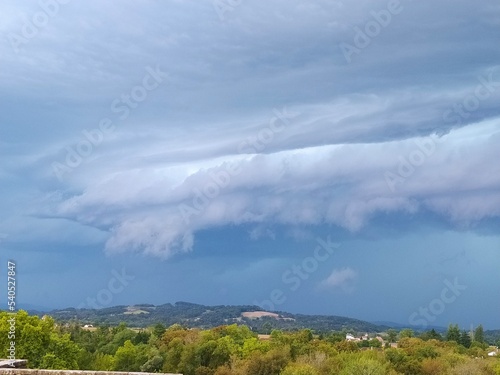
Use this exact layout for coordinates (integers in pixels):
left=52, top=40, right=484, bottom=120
left=319, top=267, right=358, bottom=292
left=2, top=0, right=499, bottom=259
left=48, top=115, right=500, bottom=258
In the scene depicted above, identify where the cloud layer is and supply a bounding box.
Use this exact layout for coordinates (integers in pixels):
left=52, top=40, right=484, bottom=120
left=1, top=0, right=499, bottom=259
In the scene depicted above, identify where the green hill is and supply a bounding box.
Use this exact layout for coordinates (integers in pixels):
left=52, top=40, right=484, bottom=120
left=33, top=301, right=389, bottom=333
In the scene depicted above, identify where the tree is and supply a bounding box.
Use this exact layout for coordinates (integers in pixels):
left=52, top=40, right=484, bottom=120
left=141, top=355, right=164, bottom=372
left=340, top=357, right=387, bottom=375
left=45, top=333, right=80, bottom=369
left=420, top=329, right=442, bottom=341
left=281, top=363, right=320, bottom=375
left=92, top=353, right=115, bottom=371
left=40, top=353, right=67, bottom=370
left=246, top=348, right=289, bottom=375
left=420, top=358, right=448, bottom=375
left=114, top=340, right=140, bottom=371
left=334, top=340, right=359, bottom=353
left=446, top=324, right=460, bottom=343
left=459, top=331, right=471, bottom=348
left=473, top=325, right=484, bottom=344
left=399, top=329, right=415, bottom=339
left=387, top=329, right=398, bottom=343
left=153, top=323, right=166, bottom=338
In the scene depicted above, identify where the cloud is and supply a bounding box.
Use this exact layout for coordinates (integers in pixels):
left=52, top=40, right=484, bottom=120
left=1, top=0, right=499, bottom=260
left=319, top=267, right=358, bottom=292
left=48, top=116, right=500, bottom=258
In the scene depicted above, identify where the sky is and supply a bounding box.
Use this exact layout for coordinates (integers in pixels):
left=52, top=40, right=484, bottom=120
left=1, top=0, right=499, bottom=329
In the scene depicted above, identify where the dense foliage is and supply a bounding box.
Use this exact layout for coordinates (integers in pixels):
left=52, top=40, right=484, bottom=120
left=33, top=302, right=386, bottom=333
left=1, top=311, right=499, bottom=375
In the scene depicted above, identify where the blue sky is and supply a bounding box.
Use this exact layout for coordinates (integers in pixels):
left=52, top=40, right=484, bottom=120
left=1, top=0, right=500, bottom=329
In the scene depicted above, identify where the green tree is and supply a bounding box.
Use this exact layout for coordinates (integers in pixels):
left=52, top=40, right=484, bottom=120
left=246, top=347, right=289, bottom=375
left=241, top=337, right=269, bottom=358
left=45, top=333, right=80, bottom=369
left=387, top=329, right=398, bottom=343
left=141, top=355, right=164, bottom=372
left=446, top=324, right=461, bottom=343
left=473, top=325, right=484, bottom=343
left=399, top=328, right=415, bottom=339
left=459, top=331, right=471, bottom=348
left=368, top=338, right=382, bottom=348
left=92, top=353, right=115, bottom=371
left=40, top=353, right=67, bottom=370
left=281, top=363, right=320, bottom=375
left=340, top=357, right=387, bottom=375
left=153, top=323, right=167, bottom=338
left=334, top=340, right=359, bottom=353
left=420, top=329, right=442, bottom=341
left=163, top=337, right=185, bottom=371
left=114, top=340, right=140, bottom=371
left=0, top=310, right=80, bottom=369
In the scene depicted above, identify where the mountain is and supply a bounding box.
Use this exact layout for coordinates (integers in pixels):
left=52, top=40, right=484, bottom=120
left=30, top=301, right=389, bottom=333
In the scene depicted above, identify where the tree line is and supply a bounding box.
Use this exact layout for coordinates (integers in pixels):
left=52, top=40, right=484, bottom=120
left=0, top=310, right=499, bottom=375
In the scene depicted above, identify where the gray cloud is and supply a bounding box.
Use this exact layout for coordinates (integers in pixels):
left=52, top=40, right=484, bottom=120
left=1, top=0, right=499, bottom=258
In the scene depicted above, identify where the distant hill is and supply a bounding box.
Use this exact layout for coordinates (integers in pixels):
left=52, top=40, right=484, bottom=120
left=30, top=301, right=390, bottom=333
left=371, top=321, right=447, bottom=332
left=485, top=329, right=500, bottom=345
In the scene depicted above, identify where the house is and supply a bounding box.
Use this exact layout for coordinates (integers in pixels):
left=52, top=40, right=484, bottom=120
left=375, top=336, right=385, bottom=344
left=346, top=334, right=360, bottom=342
